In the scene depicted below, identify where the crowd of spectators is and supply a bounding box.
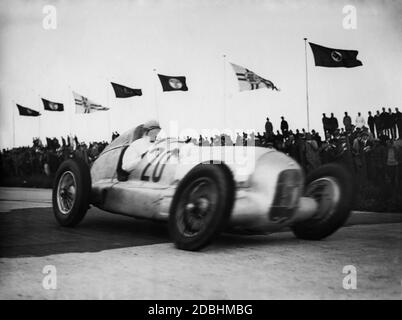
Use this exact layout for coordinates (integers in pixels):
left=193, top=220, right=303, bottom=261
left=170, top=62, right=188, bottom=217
left=322, top=107, right=402, bottom=139
left=0, top=135, right=109, bottom=184
left=260, top=112, right=402, bottom=197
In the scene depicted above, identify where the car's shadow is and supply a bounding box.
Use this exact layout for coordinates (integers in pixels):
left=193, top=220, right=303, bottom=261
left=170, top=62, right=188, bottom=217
left=0, top=207, right=169, bottom=258
left=207, top=230, right=305, bottom=254
left=0, top=206, right=303, bottom=258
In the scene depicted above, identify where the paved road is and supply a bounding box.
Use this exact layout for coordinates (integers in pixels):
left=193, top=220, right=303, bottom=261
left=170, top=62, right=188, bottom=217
left=0, top=187, right=52, bottom=212
left=1, top=187, right=400, bottom=258
left=0, top=187, right=401, bottom=299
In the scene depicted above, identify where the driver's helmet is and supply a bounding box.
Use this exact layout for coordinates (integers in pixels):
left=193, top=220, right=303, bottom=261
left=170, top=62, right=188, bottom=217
left=143, top=120, right=161, bottom=131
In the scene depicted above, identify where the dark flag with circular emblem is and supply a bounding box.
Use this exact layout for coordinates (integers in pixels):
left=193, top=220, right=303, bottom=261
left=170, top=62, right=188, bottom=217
left=42, top=98, right=64, bottom=111
left=309, top=42, right=363, bottom=68
left=16, top=104, right=41, bottom=117
left=111, top=82, right=142, bottom=98
left=157, top=74, right=188, bottom=92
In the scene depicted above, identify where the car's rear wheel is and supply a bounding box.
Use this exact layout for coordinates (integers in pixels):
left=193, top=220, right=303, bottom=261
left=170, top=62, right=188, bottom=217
left=169, top=164, right=234, bottom=251
left=52, top=158, right=91, bottom=227
left=291, top=163, right=354, bottom=240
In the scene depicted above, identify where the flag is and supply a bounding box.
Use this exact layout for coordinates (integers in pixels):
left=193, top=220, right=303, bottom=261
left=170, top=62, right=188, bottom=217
left=73, top=92, right=109, bottom=114
left=111, top=82, right=142, bottom=98
left=42, top=98, right=64, bottom=111
left=157, top=74, right=188, bottom=92
left=309, top=42, right=363, bottom=68
left=16, top=104, right=41, bottom=117
left=230, top=63, right=279, bottom=91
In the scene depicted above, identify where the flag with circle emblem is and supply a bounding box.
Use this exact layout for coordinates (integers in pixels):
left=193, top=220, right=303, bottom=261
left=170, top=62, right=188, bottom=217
left=157, top=74, right=188, bottom=92
left=16, top=104, right=41, bottom=117
left=42, top=98, right=64, bottom=111
left=111, top=82, right=142, bottom=98
left=309, top=42, right=363, bottom=68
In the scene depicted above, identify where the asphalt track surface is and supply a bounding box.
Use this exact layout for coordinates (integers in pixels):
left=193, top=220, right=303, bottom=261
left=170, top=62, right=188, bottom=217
left=0, top=187, right=401, bottom=299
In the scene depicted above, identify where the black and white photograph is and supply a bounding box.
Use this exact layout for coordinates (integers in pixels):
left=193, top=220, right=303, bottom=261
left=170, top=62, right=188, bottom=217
left=0, top=0, right=401, bottom=302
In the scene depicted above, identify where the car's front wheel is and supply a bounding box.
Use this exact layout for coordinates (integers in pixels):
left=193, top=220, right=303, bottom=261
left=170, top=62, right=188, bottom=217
left=169, top=164, right=234, bottom=251
left=52, top=158, right=91, bottom=227
left=291, top=163, right=354, bottom=240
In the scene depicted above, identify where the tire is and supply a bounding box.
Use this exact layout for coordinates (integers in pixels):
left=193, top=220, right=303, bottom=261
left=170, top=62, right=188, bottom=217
left=168, top=164, right=234, bottom=251
left=52, top=158, right=91, bottom=227
left=291, top=163, right=354, bottom=240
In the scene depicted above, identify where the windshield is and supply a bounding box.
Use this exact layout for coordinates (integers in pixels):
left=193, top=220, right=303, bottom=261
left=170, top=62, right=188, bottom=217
left=101, top=125, right=145, bottom=154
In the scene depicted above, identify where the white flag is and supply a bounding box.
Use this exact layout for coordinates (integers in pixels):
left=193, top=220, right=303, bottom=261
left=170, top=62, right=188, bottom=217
left=230, top=63, right=279, bottom=92
left=73, top=92, right=109, bottom=114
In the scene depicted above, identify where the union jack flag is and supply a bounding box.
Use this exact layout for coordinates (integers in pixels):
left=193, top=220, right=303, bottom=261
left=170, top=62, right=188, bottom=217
left=230, top=63, right=279, bottom=92
left=73, top=92, right=109, bottom=114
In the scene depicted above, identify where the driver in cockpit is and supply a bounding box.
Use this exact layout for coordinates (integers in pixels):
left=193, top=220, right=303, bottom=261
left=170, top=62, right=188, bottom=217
left=121, top=120, right=161, bottom=172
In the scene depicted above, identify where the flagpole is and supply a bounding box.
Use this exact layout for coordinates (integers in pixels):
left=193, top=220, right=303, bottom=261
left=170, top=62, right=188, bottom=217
left=153, top=68, right=160, bottom=120
left=223, top=54, right=227, bottom=128
left=38, top=114, right=41, bottom=142
left=68, top=85, right=73, bottom=139
left=12, top=100, right=16, bottom=148
left=38, top=104, right=42, bottom=139
left=304, top=38, right=310, bottom=132
left=37, top=95, right=41, bottom=141
left=106, top=77, right=112, bottom=141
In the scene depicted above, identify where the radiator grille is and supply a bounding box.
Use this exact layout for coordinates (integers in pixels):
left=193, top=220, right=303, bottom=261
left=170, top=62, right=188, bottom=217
left=269, top=169, right=303, bottom=222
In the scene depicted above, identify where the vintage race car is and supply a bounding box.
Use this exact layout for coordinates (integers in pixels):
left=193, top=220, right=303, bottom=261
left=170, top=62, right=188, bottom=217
left=52, top=125, right=354, bottom=251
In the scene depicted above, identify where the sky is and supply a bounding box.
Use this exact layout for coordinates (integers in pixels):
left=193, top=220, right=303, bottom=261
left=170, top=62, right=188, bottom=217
left=1, top=0, right=402, bottom=148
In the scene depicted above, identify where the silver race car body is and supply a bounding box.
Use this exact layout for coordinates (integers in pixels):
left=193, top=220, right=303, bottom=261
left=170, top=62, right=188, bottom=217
left=89, top=126, right=317, bottom=232
left=53, top=124, right=353, bottom=250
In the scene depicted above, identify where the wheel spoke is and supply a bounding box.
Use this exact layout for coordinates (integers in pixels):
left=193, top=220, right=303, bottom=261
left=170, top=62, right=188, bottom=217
left=306, top=177, right=340, bottom=220
left=177, top=177, right=218, bottom=237
left=57, top=171, right=77, bottom=215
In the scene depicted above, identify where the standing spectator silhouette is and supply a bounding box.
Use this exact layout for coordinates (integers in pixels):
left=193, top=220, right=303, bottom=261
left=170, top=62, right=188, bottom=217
left=368, top=111, right=375, bottom=137
left=343, top=112, right=352, bottom=133
left=265, top=117, right=273, bottom=138
left=374, top=110, right=383, bottom=138
left=322, top=113, right=329, bottom=135
left=329, top=113, right=338, bottom=134
left=395, top=107, right=402, bottom=139
left=380, top=107, right=389, bottom=137
left=388, top=108, right=397, bottom=139
left=280, top=116, right=289, bottom=136
left=355, top=112, right=366, bottom=129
